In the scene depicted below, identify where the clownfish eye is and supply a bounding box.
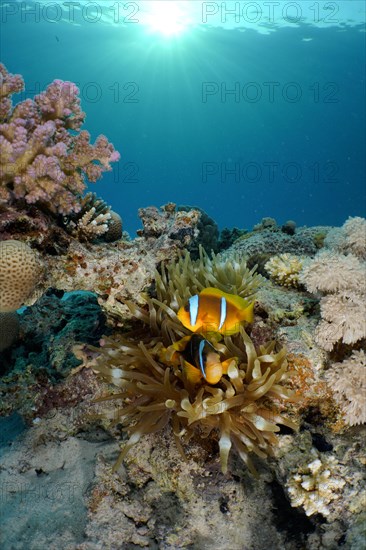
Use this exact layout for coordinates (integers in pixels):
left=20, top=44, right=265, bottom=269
left=184, top=303, right=190, bottom=312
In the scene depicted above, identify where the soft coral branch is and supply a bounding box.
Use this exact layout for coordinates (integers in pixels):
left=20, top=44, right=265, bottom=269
left=0, top=63, right=120, bottom=214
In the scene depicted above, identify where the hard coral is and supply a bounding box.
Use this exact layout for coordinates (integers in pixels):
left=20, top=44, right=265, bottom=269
left=137, top=203, right=200, bottom=245
left=286, top=452, right=346, bottom=517
left=0, top=64, right=119, bottom=215
left=0, top=239, right=43, bottom=311
left=65, top=192, right=112, bottom=242
left=265, top=253, right=304, bottom=288
left=92, top=253, right=296, bottom=475
left=104, top=211, right=123, bottom=242
left=176, top=204, right=220, bottom=256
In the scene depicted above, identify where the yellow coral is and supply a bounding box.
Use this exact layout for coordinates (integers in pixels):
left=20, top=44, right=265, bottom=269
left=265, top=253, right=304, bottom=288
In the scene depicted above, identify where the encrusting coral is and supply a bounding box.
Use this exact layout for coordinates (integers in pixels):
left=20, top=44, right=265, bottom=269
left=91, top=250, right=297, bottom=475
left=0, top=64, right=120, bottom=215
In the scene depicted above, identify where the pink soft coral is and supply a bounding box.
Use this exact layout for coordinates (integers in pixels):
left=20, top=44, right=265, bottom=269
left=0, top=64, right=120, bottom=214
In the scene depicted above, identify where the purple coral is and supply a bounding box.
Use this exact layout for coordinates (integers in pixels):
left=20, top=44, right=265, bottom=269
left=0, top=64, right=120, bottom=215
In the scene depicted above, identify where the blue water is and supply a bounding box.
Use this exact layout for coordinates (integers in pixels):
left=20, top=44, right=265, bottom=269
left=1, top=1, right=365, bottom=234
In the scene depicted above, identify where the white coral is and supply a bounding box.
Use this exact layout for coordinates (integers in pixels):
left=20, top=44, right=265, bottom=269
left=325, top=216, right=366, bottom=259
left=315, top=291, right=366, bottom=350
left=76, top=207, right=111, bottom=241
left=300, top=251, right=365, bottom=294
left=301, top=217, right=366, bottom=351
left=325, top=350, right=366, bottom=426
left=343, top=217, right=366, bottom=259
left=286, top=453, right=345, bottom=517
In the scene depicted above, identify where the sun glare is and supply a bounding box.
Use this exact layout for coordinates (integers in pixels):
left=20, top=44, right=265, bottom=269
left=143, top=1, right=191, bottom=37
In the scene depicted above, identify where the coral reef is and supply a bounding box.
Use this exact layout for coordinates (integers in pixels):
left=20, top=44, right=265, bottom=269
left=62, top=192, right=122, bottom=243
left=33, top=203, right=201, bottom=323
left=229, top=225, right=330, bottom=260
left=0, top=290, right=107, bottom=418
left=217, top=226, right=248, bottom=251
left=0, top=64, right=119, bottom=215
left=0, top=239, right=43, bottom=311
left=253, top=217, right=278, bottom=231
left=282, top=220, right=297, bottom=236
left=137, top=202, right=200, bottom=244
left=300, top=250, right=365, bottom=295
left=177, top=204, right=219, bottom=256
left=265, top=253, right=305, bottom=288
left=1, top=214, right=366, bottom=548
left=73, top=207, right=111, bottom=242
left=275, top=428, right=365, bottom=538
left=0, top=406, right=301, bottom=550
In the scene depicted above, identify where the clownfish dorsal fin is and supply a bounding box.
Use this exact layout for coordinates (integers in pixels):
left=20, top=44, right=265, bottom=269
left=239, top=300, right=254, bottom=323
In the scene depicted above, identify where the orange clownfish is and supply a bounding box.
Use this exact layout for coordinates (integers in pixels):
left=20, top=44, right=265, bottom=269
left=177, top=287, right=254, bottom=336
left=162, top=334, right=236, bottom=385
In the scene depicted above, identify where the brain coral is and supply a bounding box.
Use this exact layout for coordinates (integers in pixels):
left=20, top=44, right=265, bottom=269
left=104, top=211, right=123, bottom=242
left=0, top=240, right=43, bottom=312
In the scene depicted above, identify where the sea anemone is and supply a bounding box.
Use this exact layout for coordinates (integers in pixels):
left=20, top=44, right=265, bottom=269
left=91, top=251, right=296, bottom=474
left=154, top=245, right=264, bottom=310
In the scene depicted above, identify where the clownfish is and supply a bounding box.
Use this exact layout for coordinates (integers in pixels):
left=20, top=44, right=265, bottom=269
left=177, top=287, right=254, bottom=336
left=161, top=334, right=235, bottom=385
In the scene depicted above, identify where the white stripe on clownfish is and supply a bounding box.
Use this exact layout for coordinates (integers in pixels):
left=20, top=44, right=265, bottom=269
left=218, top=297, right=227, bottom=330
left=198, top=338, right=206, bottom=376
left=189, top=294, right=199, bottom=327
